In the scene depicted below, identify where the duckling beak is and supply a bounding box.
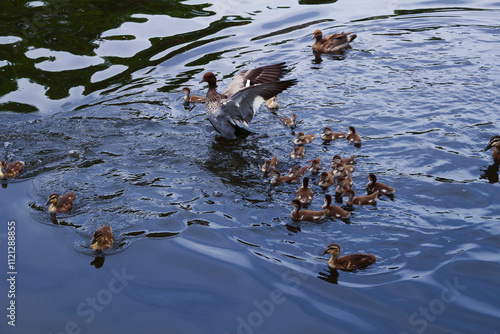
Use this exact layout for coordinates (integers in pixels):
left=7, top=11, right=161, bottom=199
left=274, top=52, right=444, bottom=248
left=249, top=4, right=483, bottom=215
left=321, top=249, right=328, bottom=255
left=90, top=237, right=97, bottom=245
left=484, top=143, right=493, bottom=151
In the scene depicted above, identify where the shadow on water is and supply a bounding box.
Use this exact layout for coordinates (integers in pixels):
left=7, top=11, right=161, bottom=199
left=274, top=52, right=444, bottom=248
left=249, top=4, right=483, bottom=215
left=480, top=160, right=499, bottom=184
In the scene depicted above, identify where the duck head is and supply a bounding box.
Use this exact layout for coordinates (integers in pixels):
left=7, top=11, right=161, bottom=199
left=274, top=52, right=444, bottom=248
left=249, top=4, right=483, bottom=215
left=46, top=193, right=59, bottom=205
left=200, top=72, right=217, bottom=88
left=484, top=135, right=500, bottom=151
left=312, top=30, right=323, bottom=41
left=322, top=243, right=341, bottom=257
left=367, top=173, right=377, bottom=185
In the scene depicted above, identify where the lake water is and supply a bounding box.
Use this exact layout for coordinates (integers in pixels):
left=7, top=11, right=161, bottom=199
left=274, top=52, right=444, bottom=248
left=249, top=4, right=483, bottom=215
left=1, top=0, right=499, bottom=333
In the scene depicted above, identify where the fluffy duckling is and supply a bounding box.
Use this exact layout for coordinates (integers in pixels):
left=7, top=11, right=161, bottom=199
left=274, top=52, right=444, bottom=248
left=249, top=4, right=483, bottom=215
left=290, top=199, right=326, bottom=222
left=366, top=173, right=395, bottom=196
left=335, top=176, right=351, bottom=198
left=484, top=135, right=500, bottom=160
left=290, top=146, right=306, bottom=159
left=333, top=163, right=354, bottom=178
left=270, top=170, right=300, bottom=185
left=331, top=154, right=355, bottom=166
left=46, top=193, right=76, bottom=213
left=280, top=113, right=297, bottom=128
left=307, top=158, right=322, bottom=174
left=0, top=160, right=25, bottom=179
left=321, top=127, right=346, bottom=141
left=261, top=155, right=278, bottom=175
left=312, top=30, right=357, bottom=54
left=347, top=126, right=362, bottom=146
left=323, top=194, right=351, bottom=219
left=294, top=132, right=315, bottom=145
left=322, top=243, right=376, bottom=271
left=181, top=87, right=205, bottom=103
left=288, top=166, right=308, bottom=178
left=265, top=95, right=279, bottom=109
left=91, top=226, right=114, bottom=251
left=295, top=177, right=314, bottom=205
left=343, top=189, right=377, bottom=206
left=318, top=170, right=335, bottom=188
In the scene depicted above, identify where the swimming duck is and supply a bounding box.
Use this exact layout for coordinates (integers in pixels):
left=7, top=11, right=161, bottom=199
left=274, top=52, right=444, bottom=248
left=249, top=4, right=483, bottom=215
left=181, top=87, right=205, bottom=103
left=261, top=155, right=278, bottom=175
left=323, top=194, right=351, bottom=219
left=321, top=127, right=346, bottom=141
left=280, top=113, right=297, bottom=128
left=366, top=173, right=395, bottom=195
left=484, top=135, right=500, bottom=160
left=290, top=146, right=306, bottom=159
left=200, top=63, right=297, bottom=139
left=46, top=193, right=76, bottom=213
left=294, top=132, right=315, bottom=145
left=331, top=154, right=355, bottom=166
left=295, top=177, right=314, bottom=205
left=91, top=226, right=114, bottom=251
left=288, top=165, right=308, bottom=177
left=333, top=163, right=354, bottom=178
left=312, top=30, right=357, bottom=54
left=318, top=170, right=335, bottom=188
left=342, top=189, right=377, bottom=206
left=265, top=96, right=279, bottom=109
left=0, top=160, right=24, bottom=179
left=270, top=170, right=300, bottom=185
left=307, top=157, right=322, bottom=174
left=334, top=176, right=351, bottom=198
left=346, top=126, right=362, bottom=145
left=322, top=243, right=376, bottom=271
left=290, top=199, right=326, bottom=222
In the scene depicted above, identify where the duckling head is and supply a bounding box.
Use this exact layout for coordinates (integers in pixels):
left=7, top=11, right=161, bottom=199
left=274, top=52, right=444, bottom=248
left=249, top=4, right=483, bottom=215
left=90, top=232, right=104, bottom=250
left=348, top=126, right=356, bottom=134
left=322, top=127, right=332, bottom=135
left=290, top=199, right=302, bottom=210
left=322, top=243, right=341, bottom=257
left=484, top=135, right=500, bottom=151
left=181, top=87, right=190, bottom=95
left=46, top=193, right=59, bottom=205
left=312, top=30, right=323, bottom=40
left=323, top=194, right=333, bottom=208
left=367, top=173, right=377, bottom=184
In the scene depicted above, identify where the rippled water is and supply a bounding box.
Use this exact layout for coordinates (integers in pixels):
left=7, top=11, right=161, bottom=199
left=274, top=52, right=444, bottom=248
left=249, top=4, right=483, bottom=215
left=1, top=0, right=500, bottom=333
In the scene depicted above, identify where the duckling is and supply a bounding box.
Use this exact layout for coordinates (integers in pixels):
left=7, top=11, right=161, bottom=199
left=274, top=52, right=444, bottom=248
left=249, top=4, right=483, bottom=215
left=265, top=95, right=279, bottom=109
left=307, top=157, right=322, bottom=174
left=342, top=189, right=377, bottom=206
left=290, top=199, right=326, bottom=222
left=270, top=170, right=300, bottom=185
left=484, top=135, right=500, bottom=160
left=346, top=126, right=362, bottom=146
left=323, top=194, right=351, bottom=219
left=91, top=226, right=114, bottom=251
left=290, top=146, right=306, bottom=159
left=181, top=87, right=205, bottom=103
left=261, top=155, right=278, bottom=175
left=294, top=132, right=315, bottom=145
left=318, top=170, right=335, bottom=188
left=322, top=243, right=376, bottom=271
left=321, top=127, right=346, bottom=141
left=46, top=193, right=76, bottom=213
left=280, top=113, right=297, bottom=128
left=200, top=63, right=297, bottom=139
left=331, top=154, right=355, bottom=166
left=312, top=30, right=357, bottom=54
left=333, top=163, right=354, bottom=178
left=366, top=173, right=395, bottom=195
left=295, top=177, right=314, bottom=205
left=0, top=160, right=25, bottom=179
left=334, top=176, right=351, bottom=198
left=288, top=166, right=308, bottom=178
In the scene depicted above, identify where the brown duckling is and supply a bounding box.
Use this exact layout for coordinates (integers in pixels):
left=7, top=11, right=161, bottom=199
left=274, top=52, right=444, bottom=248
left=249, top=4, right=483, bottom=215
left=288, top=165, right=308, bottom=178
left=322, top=243, right=376, bottom=271
left=346, top=126, right=362, bottom=146
left=334, top=176, right=351, bottom=198
left=484, top=135, right=500, bottom=160
left=0, top=160, right=25, bottom=179
left=323, top=194, right=351, bottom=219
left=91, top=226, right=114, bottom=251
left=294, top=132, right=315, bottom=145
left=46, top=193, right=76, bottom=213
left=343, top=189, right=377, bottom=206
left=290, top=146, right=306, bottom=159
left=366, top=173, right=395, bottom=196
left=290, top=199, right=326, bottom=222
left=333, top=163, right=354, bottom=178
left=280, top=113, right=297, bottom=128
left=312, top=30, right=357, bottom=54
left=181, top=87, right=205, bottom=103
left=318, top=170, right=335, bottom=188
left=265, top=95, right=279, bottom=109
left=321, top=127, right=346, bottom=141
left=270, top=170, right=300, bottom=185
left=295, top=177, right=314, bottom=205
left=261, top=155, right=278, bottom=175
left=306, top=157, right=322, bottom=174
left=331, top=154, right=355, bottom=166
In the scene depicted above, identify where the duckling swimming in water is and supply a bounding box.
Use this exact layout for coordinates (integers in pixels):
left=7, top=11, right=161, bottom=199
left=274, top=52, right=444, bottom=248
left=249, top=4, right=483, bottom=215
left=0, top=159, right=24, bottom=179
left=318, top=170, right=335, bottom=188
left=181, top=87, right=205, bottom=103
left=265, top=96, right=279, bottom=109
left=323, top=194, right=351, bottom=220
left=295, top=177, right=314, bottom=205
left=312, top=30, right=357, bottom=54
left=342, top=189, right=377, bottom=206
left=290, top=146, right=306, bottom=159
left=484, top=135, right=500, bottom=160
left=366, top=173, right=395, bottom=196
left=91, top=226, right=114, bottom=251
left=280, top=113, right=297, bottom=128
left=346, top=126, right=362, bottom=146
left=321, top=127, right=346, bottom=141
left=290, top=199, right=326, bottom=222
left=322, top=243, right=376, bottom=271
left=294, top=132, right=315, bottom=145
left=333, top=163, right=354, bottom=178
left=270, top=170, right=300, bottom=185
left=46, top=193, right=76, bottom=213
left=331, top=154, right=355, bottom=166
left=261, top=155, right=278, bottom=175
left=288, top=165, right=308, bottom=178
left=307, top=157, right=322, bottom=174
left=334, top=176, right=351, bottom=199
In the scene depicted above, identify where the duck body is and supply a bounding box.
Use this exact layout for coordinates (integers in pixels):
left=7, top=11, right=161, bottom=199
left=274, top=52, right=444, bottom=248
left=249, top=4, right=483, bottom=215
left=290, top=199, right=326, bottom=222
left=323, top=194, right=351, bottom=219
left=484, top=135, right=500, bottom=160
left=366, top=173, right=395, bottom=195
left=261, top=155, right=278, bottom=175
left=312, top=30, right=357, bottom=54
left=347, top=126, right=362, bottom=145
left=307, top=158, right=322, bottom=174
left=200, top=63, right=297, bottom=139
left=181, top=87, right=205, bottom=103
left=318, top=171, right=335, bottom=188
left=294, top=132, right=315, bottom=145
left=265, top=96, right=279, bottom=109
left=270, top=170, right=300, bottom=185
left=289, top=166, right=308, bottom=177
left=291, top=146, right=306, bottom=159
left=343, top=189, right=377, bottom=206
left=332, top=155, right=355, bottom=166
left=321, top=127, right=346, bottom=141
left=323, top=243, right=376, bottom=271
left=0, top=160, right=25, bottom=179
left=91, top=226, right=114, bottom=251
left=46, top=193, right=76, bottom=213
left=333, top=163, right=354, bottom=178
left=280, top=113, right=297, bottom=128
left=295, top=177, right=314, bottom=205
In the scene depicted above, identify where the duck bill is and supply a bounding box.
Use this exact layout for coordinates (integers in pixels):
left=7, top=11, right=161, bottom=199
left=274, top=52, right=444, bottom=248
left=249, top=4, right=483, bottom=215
left=484, top=143, right=493, bottom=151
left=321, top=250, right=328, bottom=255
